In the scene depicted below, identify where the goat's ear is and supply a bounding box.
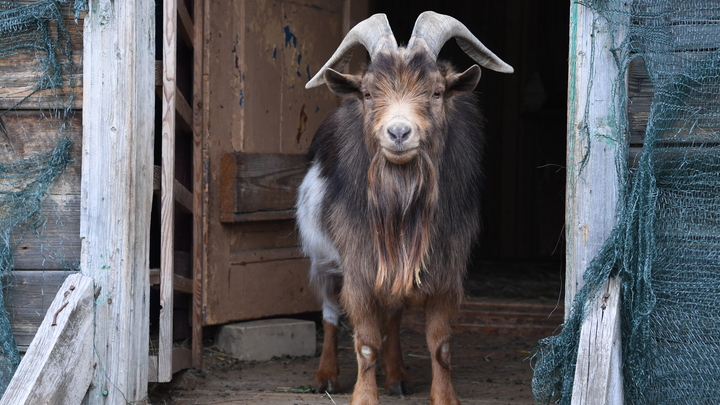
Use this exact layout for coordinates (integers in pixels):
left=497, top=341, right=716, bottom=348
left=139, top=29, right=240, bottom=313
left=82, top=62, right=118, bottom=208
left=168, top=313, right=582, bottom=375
left=324, top=68, right=362, bottom=97
left=446, top=65, right=482, bottom=96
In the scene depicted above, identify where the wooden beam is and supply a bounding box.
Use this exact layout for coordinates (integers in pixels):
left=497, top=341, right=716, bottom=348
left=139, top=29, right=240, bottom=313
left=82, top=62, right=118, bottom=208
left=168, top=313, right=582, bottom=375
left=81, top=0, right=155, bottom=402
left=150, top=269, right=194, bottom=294
left=0, top=274, right=94, bottom=404
left=572, top=277, right=623, bottom=405
left=193, top=0, right=208, bottom=370
left=160, top=0, right=179, bottom=384
left=177, top=0, right=195, bottom=49
left=567, top=2, right=626, bottom=404
left=174, top=179, right=194, bottom=213
left=219, top=153, right=307, bottom=221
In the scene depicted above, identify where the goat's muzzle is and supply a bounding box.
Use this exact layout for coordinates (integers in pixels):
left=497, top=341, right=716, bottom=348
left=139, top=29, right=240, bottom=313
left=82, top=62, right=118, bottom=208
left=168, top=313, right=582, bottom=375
left=379, top=119, right=419, bottom=165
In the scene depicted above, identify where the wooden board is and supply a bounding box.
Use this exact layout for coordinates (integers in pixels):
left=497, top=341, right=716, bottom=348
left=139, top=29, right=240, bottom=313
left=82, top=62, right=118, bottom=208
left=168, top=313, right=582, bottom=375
left=0, top=2, right=84, bottom=110
left=206, top=258, right=317, bottom=323
left=220, top=153, right=307, bottom=221
left=224, top=0, right=344, bottom=154
left=572, top=277, right=623, bottom=405
left=566, top=3, right=625, bottom=404
left=0, top=273, right=94, bottom=405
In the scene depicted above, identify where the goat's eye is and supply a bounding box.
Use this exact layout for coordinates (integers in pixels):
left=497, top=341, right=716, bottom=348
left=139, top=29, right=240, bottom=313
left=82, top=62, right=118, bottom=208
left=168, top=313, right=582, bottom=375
left=432, top=91, right=442, bottom=99
left=364, top=92, right=372, bottom=100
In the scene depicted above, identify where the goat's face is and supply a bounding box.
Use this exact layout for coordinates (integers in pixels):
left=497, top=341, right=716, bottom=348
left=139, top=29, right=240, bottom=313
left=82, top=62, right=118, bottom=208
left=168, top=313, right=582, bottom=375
left=324, top=50, right=481, bottom=164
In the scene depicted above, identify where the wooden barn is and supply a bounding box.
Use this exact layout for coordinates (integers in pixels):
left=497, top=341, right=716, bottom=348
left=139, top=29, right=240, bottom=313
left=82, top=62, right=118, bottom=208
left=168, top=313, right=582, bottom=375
left=0, top=0, right=578, bottom=403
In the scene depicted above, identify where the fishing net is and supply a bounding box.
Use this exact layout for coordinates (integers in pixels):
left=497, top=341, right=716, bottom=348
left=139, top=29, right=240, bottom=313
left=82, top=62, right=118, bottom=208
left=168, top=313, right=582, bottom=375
left=532, top=1, right=720, bottom=404
left=0, top=0, right=84, bottom=394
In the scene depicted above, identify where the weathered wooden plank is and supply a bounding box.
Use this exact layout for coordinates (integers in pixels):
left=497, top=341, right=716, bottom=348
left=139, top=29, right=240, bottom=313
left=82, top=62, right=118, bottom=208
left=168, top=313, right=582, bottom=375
left=220, top=153, right=307, bottom=219
left=177, top=0, right=195, bottom=50
left=627, top=57, right=653, bottom=145
left=81, top=0, right=155, bottom=402
left=567, top=2, right=625, bottom=404
left=10, top=194, right=81, bottom=271
left=221, top=209, right=296, bottom=223
left=0, top=6, right=84, bottom=110
left=230, top=247, right=302, bottom=265
left=194, top=0, right=208, bottom=370
left=572, top=277, right=623, bottom=405
left=175, top=179, right=194, bottom=213
left=0, top=273, right=94, bottom=405
left=279, top=0, right=345, bottom=153
left=0, top=111, right=82, bottom=195
left=2, top=270, right=75, bottom=350
left=160, top=0, right=179, bottom=384
left=205, top=259, right=317, bottom=325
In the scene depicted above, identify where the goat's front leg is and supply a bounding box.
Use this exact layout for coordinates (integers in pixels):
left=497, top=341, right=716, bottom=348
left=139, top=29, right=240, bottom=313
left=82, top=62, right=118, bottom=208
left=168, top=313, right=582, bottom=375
left=383, top=304, right=411, bottom=395
left=348, top=305, right=383, bottom=405
left=425, top=297, right=460, bottom=405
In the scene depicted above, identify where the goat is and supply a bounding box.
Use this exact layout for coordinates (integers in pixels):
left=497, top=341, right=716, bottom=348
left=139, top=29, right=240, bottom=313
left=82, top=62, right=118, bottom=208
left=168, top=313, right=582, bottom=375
left=296, top=11, right=513, bottom=405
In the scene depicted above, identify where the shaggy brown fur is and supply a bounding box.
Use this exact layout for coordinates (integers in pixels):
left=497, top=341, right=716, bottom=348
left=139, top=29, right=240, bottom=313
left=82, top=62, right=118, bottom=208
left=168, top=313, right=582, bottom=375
left=302, top=48, right=486, bottom=405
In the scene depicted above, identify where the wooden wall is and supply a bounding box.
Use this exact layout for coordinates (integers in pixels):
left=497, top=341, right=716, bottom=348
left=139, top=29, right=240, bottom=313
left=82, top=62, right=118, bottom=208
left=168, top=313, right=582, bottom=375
left=203, top=0, right=368, bottom=325
left=0, top=4, right=84, bottom=350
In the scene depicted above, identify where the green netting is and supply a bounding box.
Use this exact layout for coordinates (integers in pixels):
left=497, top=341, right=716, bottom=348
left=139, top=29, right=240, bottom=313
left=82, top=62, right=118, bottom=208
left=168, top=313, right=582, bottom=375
left=532, top=1, right=720, bottom=404
left=0, top=0, right=82, bottom=395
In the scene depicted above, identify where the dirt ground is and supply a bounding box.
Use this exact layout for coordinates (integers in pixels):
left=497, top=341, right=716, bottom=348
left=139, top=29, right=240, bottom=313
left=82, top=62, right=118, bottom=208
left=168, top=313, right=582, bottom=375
left=149, top=326, right=544, bottom=405
left=149, top=260, right=562, bottom=405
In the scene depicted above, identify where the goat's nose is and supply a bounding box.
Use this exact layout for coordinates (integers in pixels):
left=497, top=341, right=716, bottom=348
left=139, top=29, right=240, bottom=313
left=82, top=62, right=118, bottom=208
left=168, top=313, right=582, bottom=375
left=387, top=123, right=411, bottom=143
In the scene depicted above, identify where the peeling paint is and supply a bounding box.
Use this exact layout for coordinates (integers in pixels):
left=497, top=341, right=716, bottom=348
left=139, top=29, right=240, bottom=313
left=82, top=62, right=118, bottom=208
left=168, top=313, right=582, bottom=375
left=296, top=71, right=302, bottom=77
left=272, top=47, right=277, bottom=59
left=315, top=106, right=320, bottom=113
left=283, top=26, right=297, bottom=48
left=306, top=65, right=312, bottom=81
left=239, top=89, right=244, bottom=107
left=297, top=54, right=302, bottom=65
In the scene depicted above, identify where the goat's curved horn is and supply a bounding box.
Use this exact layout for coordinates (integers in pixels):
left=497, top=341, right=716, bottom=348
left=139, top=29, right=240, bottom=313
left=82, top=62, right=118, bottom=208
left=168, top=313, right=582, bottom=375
left=306, top=13, right=398, bottom=89
left=408, top=11, right=513, bottom=74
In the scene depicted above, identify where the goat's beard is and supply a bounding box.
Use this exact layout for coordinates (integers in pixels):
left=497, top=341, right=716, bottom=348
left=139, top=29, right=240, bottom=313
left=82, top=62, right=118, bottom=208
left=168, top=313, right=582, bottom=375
left=367, top=149, right=438, bottom=297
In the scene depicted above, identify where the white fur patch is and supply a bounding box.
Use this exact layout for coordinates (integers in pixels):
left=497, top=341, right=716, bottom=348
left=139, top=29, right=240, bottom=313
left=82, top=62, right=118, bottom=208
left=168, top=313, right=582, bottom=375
left=297, top=163, right=342, bottom=326
left=296, top=164, right=341, bottom=266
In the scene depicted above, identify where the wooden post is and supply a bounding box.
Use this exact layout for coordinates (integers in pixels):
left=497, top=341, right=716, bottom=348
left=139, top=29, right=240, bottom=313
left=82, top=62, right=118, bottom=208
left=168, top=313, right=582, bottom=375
left=0, top=274, right=94, bottom=404
left=193, top=0, right=207, bottom=370
left=160, top=0, right=177, bottom=383
left=567, top=2, right=625, bottom=404
left=81, top=1, right=155, bottom=403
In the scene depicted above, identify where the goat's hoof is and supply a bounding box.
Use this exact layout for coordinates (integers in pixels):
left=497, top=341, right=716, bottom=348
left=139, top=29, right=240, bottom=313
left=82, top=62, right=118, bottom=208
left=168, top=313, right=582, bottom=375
left=387, top=379, right=411, bottom=396
left=315, top=378, right=337, bottom=394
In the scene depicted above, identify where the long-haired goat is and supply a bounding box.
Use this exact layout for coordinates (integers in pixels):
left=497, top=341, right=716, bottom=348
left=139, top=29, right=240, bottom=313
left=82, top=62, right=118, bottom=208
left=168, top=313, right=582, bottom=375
left=296, top=12, right=513, bottom=405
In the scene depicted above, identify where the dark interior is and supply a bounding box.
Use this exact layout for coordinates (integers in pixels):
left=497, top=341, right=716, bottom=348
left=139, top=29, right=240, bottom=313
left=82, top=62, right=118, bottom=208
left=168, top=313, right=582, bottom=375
left=372, top=1, right=569, bottom=297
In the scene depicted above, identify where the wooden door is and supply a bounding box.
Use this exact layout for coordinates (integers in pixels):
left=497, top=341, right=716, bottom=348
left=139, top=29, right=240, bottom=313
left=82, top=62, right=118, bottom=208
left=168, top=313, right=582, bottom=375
left=203, top=0, right=368, bottom=325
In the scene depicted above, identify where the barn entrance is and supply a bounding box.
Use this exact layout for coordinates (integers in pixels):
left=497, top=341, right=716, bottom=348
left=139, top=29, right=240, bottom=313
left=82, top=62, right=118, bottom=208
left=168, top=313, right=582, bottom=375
left=0, top=0, right=568, bottom=402
left=151, top=0, right=569, bottom=403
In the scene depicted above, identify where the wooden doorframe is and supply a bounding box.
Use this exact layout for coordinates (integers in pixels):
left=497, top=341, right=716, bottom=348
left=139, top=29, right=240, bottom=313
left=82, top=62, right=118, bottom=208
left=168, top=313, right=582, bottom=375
left=81, top=0, right=155, bottom=402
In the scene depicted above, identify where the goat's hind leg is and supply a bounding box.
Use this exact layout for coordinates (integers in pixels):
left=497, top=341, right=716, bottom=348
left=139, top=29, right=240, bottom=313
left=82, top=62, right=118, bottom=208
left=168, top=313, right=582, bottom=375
left=383, top=304, right=411, bottom=396
left=314, top=272, right=342, bottom=393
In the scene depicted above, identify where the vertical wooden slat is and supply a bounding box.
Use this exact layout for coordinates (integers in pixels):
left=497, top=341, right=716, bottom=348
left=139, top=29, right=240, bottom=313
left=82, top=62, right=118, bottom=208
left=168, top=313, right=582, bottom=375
left=81, top=0, right=154, bottom=402
left=160, top=0, right=178, bottom=383
left=566, top=1, right=625, bottom=404
left=192, top=0, right=206, bottom=369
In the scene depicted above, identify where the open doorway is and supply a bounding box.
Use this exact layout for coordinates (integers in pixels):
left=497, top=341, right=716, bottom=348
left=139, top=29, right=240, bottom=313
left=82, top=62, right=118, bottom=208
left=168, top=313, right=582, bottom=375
left=372, top=1, right=568, bottom=303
